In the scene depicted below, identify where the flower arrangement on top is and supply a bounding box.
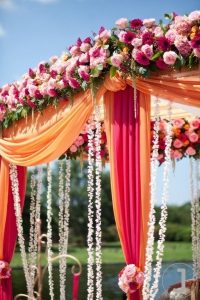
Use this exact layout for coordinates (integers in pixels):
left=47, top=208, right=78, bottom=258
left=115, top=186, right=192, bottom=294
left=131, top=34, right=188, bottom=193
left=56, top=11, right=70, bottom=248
left=0, top=10, right=200, bottom=128
left=65, top=117, right=200, bottom=163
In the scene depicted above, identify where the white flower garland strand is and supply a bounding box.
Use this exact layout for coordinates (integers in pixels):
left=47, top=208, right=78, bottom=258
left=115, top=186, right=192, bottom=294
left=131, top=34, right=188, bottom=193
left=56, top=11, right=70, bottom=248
left=58, top=158, right=71, bottom=300
left=9, top=164, right=33, bottom=297
left=94, top=106, right=103, bottom=300
left=143, top=98, right=160, bottom=300
left=150, top=102, right=172, bottom=299
left=87, top=121, right=95, bottom=300
left=28, top=168, right=37, bottom=284
left=46, top=163, right=54, bottom=300
left=190, top=158, right=200, bottom=278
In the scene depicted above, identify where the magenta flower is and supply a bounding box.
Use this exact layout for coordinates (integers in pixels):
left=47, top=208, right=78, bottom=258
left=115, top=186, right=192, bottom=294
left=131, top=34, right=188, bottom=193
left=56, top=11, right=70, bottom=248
left=83, top=37, right=91, bottom=44
left=155, top=57, right=168, bottom=70
left=156, top=37, right=171, bottom=51
left=89, top=47, right=101, bottom=58
left=135, top=51, right=150, bottom=66
left=34, top=90, right=43, bottom=99
left=78, top=69, right=90, bottom=81
left=50, top=70, right=57, bottom=79
left=47, top=88, right=57, bottom=97
left=142, top=32, right=154, bottom=45
left=68, top=78, right=80, bottom=89
left=191, top=33, right=200, bottom=49
left=38, top=63, right=46, bottom=74
left=130, top=18, right=143, bottom=29
left=28, top=68, right=35, bottom=78
left=123, top=31, right=136, bottom=44
left=76, top=38, right=82, bottom=47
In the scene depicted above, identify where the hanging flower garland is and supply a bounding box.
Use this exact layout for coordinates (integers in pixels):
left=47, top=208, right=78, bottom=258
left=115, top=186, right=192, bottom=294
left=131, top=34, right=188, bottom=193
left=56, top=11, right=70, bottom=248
left=58, top=158, right=71, bottom=300
left=87, top=121, right=95, bottom=300
left=28, top=168, right=37, bottom=284
left=150, top=102, right=173, bottom=299
left=190, top=158, right=200, bottom=279
left=46, top=163, right=54, bottom=300
left=143, top=97, right=160, bottom=300
left=9, top=164, right=34, bottom=297
left=1, top=10, right=200, bottom=128
left=94, top=106, right=103, bottom=300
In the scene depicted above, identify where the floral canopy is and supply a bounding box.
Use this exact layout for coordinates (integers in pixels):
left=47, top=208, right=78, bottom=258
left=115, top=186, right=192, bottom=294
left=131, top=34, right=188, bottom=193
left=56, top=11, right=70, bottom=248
left=0, top=10, right=200, bottom=300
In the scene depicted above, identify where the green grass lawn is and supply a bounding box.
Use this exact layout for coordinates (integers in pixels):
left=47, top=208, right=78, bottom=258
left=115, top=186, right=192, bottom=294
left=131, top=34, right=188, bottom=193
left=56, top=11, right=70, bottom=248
left=11, top=242, right=192, bottom=268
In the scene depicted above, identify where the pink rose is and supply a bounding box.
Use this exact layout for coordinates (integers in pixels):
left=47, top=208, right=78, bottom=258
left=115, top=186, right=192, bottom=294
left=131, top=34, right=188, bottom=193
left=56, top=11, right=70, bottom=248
left=80, top=42, right=91, bottom=53
left=188, top=10, right=200, bottom=22
left=68, top=78, right=80, bottom=89
left=193, top=48, right=200, bottom=58
left=163, top=51, right=178, bottom=65
left=188, top=132, right=198, bottom=143
left=171, top=150, right=183, bottom=159
left=78, top=66, right=90, bottom=81
left=173, top=139, right=183, bottom=149
left=115, top=18, right=129, bottom=29
left=49, top=56, right=58, bottom=64
left=110, top=53, right=124, bottom=67
left=141, top=44, right=153, bottom=59
left=173, top=118, right=185, bottom=128
left=165, top=29, right=176, bottom=43
left=131, top=38, right=142, bottom=48
left=79, top=53, right=90, bottom=64
left=135, top=272, right=144, bottom=285
left=48, top=78, right=57, bottom=89
left=99, top=29, right=111, bottom=41
left=70, top=145, right=77, bottom=153
left=28, top=84, right=37, bottom=97
left=186, top=146, right=196, bottom=156
left=154, top=26, right=164, bottom=37
left=143, top=18, right=156, bottom=28
left=124, top=264, right=136, bottom=279
left=75, top=136, right=84, bottom=146
left=69, top=45, right=80, bottom=56
left=47, top=88, right=57, bottom=97
left=191, top=119, right=200, bottom=129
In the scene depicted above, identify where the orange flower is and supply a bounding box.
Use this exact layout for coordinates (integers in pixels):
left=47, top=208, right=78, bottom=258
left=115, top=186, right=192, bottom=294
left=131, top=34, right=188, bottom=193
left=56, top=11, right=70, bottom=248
left=184, top=124, right=190, bottom=130
left=123, top=47, right=129, bottom=55
left=183, top=140, right=189, bottom=146
left=190, top=26, right=199, bottom=40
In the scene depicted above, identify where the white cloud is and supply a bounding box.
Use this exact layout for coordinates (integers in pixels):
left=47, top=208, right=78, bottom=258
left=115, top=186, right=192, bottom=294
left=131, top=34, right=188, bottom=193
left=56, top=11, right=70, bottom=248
left=31, top=0, right=59, bottom=4
left=0, top=24, right=6, bottom=37
left=0, top=0, right=15, bottom=10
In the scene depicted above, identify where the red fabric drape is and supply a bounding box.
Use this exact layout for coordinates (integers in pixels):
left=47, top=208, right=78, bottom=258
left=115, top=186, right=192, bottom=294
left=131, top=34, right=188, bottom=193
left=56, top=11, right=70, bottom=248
left=112, top=86, right=141, bottom=300
left=72, top=273, right=80, bottom=300
left=0, top=163, right=26, bottom=300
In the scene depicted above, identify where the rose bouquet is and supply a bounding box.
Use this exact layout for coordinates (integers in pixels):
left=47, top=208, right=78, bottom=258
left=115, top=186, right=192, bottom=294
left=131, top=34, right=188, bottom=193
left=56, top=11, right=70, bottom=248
left=118, top=264, right=144, bottom=295
left=0, top=260, right=11, bottom=280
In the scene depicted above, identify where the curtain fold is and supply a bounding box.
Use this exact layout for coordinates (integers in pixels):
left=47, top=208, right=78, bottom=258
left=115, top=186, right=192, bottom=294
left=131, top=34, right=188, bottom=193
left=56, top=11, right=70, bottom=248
left=104, top=86, right=150, bottom=300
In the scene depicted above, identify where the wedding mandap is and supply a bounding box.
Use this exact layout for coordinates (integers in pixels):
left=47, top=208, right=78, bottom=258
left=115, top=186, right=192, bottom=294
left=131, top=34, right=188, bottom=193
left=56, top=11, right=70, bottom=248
left=0, top=10, right=200, bottom=300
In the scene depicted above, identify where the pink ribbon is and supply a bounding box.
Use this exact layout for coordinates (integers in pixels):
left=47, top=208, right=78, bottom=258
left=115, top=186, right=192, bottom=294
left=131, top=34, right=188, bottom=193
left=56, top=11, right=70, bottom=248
left=72, top=273, right=80, bottom=300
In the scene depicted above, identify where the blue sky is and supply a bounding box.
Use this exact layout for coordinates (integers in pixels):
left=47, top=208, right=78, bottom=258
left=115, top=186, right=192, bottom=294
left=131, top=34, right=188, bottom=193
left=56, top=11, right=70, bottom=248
left=0, top=0, right=199, bottom=205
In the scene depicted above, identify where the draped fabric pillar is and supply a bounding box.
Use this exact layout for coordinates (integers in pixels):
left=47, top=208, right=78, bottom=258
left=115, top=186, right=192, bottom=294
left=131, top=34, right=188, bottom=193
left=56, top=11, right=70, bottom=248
left=104, top=86, right=150, bottom=300
left=0, top=160, right=26, bottom=300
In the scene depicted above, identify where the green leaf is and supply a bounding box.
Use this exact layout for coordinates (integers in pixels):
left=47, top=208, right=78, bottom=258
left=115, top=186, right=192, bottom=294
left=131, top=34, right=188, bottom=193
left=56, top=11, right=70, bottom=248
left=103, top=44, right=109, bottom=50
left=91, top=67, right=100, bottom=77
left=138, top=67, right=149, bottom=77
left=21, top=108, right=27, bottom=118
left=151, top=51, right=163, bottom=61
left=164, top=13, right=173, bottom=20
left=109, top=66, right=117, bottom=78
left=189, top=53, right=194, bottom=68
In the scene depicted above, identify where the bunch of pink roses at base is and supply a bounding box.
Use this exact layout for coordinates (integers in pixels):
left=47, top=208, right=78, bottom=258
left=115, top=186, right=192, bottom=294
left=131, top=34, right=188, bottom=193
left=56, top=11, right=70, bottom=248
left=65, top=121, right=108, bottom=161
left=151, top=117, right=200, bottom=164
left=0, top=260, right=12, bottom=280
left=1, top=10, right=200, bottom=128
left=118, top=264, right=144, bottom=295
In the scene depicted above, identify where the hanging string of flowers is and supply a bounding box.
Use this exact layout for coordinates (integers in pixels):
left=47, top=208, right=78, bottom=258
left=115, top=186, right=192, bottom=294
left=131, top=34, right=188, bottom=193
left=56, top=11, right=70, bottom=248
left=1, top=10, right=200, bottom=128
left=58, top=159, right=67, bottom=300
left=94, top=106, right=103, bottom=300
left=190, top=158, right=200, bottom=279
left=9, top=164, right=34, bottom=297
left=143, top=97, right=160, bottom=300
left=28, top=168, right=37, bottom=285
left=87, top=121, right=95, bottom=300
left=150, top=101, right=173, bottom=299
left=35, top=166, right=43, bottom=252
left=46, top=163, right=54, bottom=300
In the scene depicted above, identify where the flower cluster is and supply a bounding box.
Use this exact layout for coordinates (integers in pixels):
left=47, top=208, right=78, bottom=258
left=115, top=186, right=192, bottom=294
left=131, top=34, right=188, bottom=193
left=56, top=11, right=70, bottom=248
left=118, top=264, right=144, bottom=295
left=0, top=11, right=200, bottom=127
left=151, top=118, right=200, bottom=164
left=0, top=261, right=12, bottom=280
left=65, top=121, right=108, bottom=162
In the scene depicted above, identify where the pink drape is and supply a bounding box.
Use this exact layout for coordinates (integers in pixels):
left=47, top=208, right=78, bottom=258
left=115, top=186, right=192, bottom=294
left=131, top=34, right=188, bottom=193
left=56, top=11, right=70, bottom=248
left=72, top=274, right=80, bottom=300
left=0, top=163, right=26, bottom=300
left=112, top=86, right=141, bottom=300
